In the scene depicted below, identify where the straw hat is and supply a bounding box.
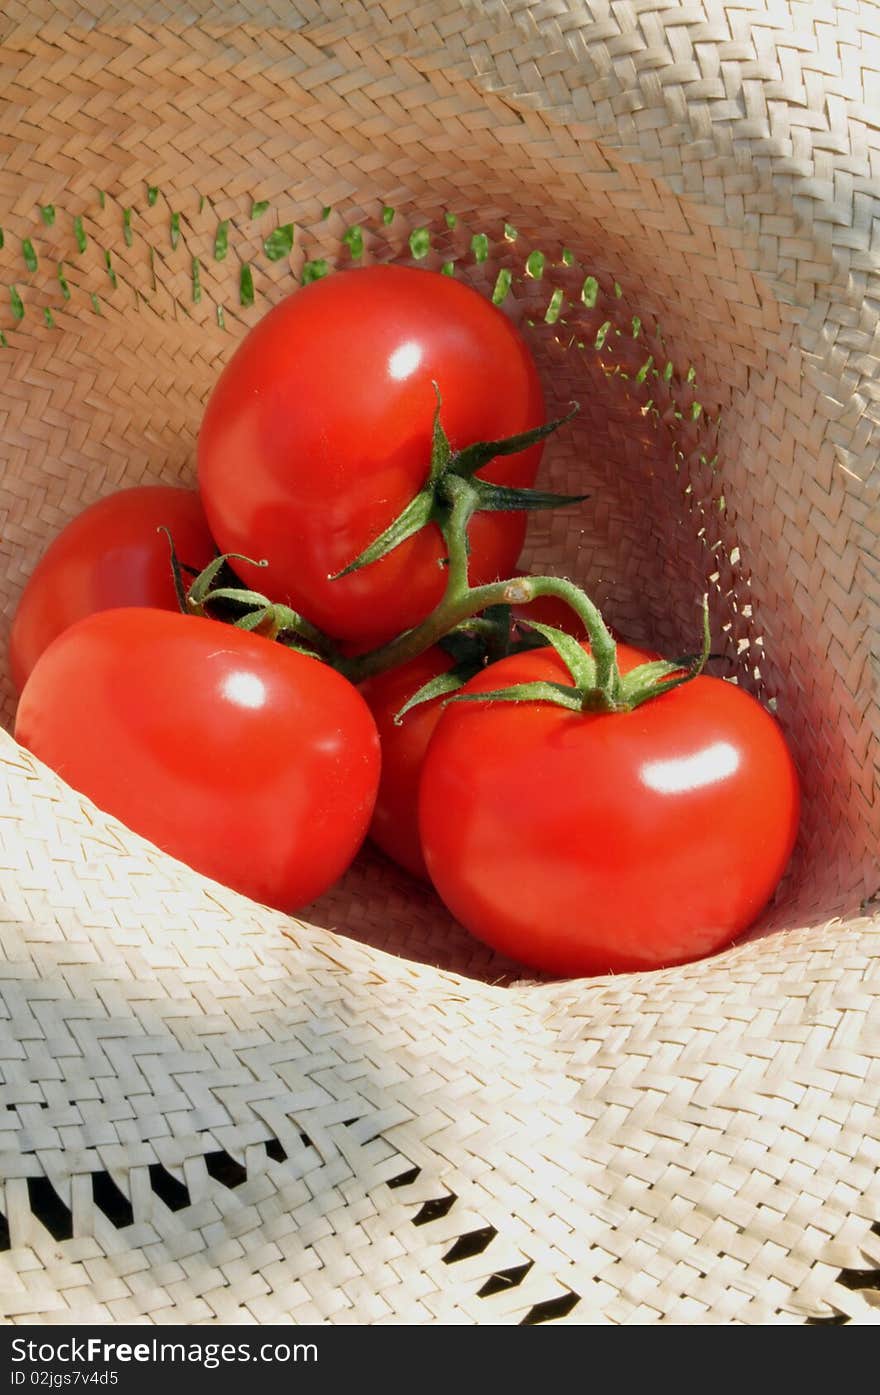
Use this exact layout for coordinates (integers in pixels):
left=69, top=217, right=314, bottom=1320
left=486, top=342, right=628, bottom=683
left=0, top=0, right=877, bottom=1324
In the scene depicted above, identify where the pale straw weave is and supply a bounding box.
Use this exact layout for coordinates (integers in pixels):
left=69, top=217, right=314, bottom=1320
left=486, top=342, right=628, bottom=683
left=0, top=0, right=877, bottom=1325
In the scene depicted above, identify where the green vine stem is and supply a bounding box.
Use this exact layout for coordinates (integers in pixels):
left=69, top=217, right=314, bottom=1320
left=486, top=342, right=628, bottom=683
left=334, top=476, right=711, bottom=713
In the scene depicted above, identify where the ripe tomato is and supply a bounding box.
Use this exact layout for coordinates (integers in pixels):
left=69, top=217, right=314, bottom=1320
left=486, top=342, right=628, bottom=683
left=197, top=265, right=546, bottom=649
left=360, top=646, right=455, bottom=881
left=15, top=609, right=380, bottom=911
left=8, top=486, right=216, bottom=693
left=419, top=642, right=800, bottom=977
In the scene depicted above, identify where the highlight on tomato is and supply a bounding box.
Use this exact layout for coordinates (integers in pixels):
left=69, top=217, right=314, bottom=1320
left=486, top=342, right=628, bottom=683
left=8, top=485, right=217, bottom=693
left=15, top=608, right=381, bottom=912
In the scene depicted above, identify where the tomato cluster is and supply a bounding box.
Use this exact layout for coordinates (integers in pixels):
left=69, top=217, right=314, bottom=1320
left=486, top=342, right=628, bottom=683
left=9, top=264, right=800, bottom=976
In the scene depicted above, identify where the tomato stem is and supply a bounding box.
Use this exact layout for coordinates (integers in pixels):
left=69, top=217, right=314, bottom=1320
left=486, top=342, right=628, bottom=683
left=337, top=565, right=623, bottom=702
left=337, top=538, right=711, bottom=715
left=502, top=575, right=620, bottom=705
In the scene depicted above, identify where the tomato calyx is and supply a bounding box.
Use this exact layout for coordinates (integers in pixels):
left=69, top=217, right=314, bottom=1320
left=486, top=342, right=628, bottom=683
left=160, top=528, right=336, bottom=659
left=450, top=601, right=712, bottom=716
left=330, top=390, right=585, bottom=581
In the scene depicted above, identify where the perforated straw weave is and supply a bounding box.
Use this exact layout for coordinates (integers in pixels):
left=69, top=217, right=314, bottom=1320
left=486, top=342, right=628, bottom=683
left=0, top=0, right=877, bottom=1326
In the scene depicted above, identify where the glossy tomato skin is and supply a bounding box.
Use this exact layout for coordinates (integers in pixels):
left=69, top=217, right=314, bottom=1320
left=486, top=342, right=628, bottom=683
left=9, top=486, right=216, bottom=693
left=197, top=265, right=546, bottom=648
left=360, top=647, right=455, bottom=880
left=419, top=643, right=800, bottom=977
left=15, top=609, right=381, bottom=912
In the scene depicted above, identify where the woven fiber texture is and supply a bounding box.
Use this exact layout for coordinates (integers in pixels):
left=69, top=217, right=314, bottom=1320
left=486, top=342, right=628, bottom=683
left=0, top=0, right=877, bottom=1324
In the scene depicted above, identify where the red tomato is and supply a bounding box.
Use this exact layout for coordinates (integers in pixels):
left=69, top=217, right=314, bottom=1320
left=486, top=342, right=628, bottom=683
left=197, top=265, right=546, bottom=649
left=360, top=647, right=455, bottom=881
left=15, top=609, right=380, bottom=911
left=419, top=642, right=800, bottom=977
left=9, top=486, right=216, bottom=693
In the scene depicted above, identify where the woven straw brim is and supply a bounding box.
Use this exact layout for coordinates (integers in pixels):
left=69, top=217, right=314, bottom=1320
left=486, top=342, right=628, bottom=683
left=0, top=1, right=877, bottom=1324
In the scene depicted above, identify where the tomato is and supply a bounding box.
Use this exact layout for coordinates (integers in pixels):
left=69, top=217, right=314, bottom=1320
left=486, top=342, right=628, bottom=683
left=9, top=485, right=216, bottom=694
left=15, top=609, right=380, bottom=911
left=197, top=264, right=546, bottom=649
left=419, top=642, right=800, bottom=977
left=360, top=646, right=455, bottom=880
